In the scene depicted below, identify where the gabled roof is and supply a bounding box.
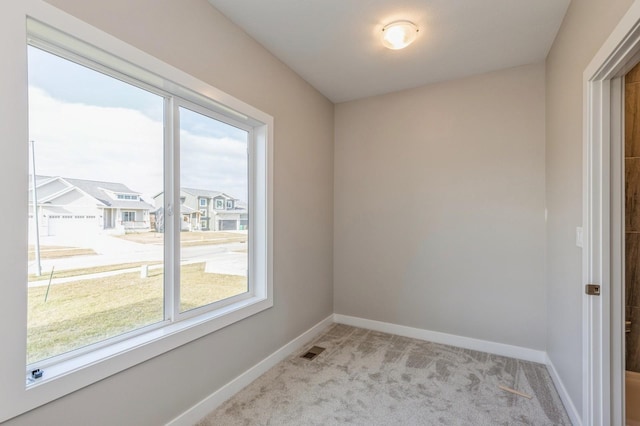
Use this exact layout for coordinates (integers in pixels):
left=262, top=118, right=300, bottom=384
left=30, top=175, right=154, bottom=210
left=182, top=187, right=225, bottom=199
left=181, top=204, right=196, bottom=214
left=156, top=187, right=241, bottom=201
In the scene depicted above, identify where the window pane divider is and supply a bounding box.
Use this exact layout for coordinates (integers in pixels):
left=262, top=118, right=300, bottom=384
left=166, top=97, right=179, bottom=321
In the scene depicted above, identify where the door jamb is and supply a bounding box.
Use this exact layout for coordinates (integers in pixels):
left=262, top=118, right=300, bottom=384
left=583, top=3, right=640, bottom=425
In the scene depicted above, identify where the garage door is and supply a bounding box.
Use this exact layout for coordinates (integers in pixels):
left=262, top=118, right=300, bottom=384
left=47, top=215, right=98, bottom=237
left=219, top=220, right=237, bottom=231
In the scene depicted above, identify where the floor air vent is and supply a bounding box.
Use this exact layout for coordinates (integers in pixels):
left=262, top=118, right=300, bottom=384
left=301, top=346, right=325, bottom=360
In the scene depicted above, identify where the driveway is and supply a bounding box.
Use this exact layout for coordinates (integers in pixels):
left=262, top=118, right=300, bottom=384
left=30, top=234, right=162, bottom=273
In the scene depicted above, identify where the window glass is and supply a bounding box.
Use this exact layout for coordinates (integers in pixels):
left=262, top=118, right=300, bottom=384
left=122, top=211, right=135, bottom=222
left=178, top=106, right=248, bottom=312
left=27, top=46, right=164, bottom=364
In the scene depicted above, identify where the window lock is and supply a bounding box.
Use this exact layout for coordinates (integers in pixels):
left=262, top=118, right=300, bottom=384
left=31, top=368, right=43, bottom=379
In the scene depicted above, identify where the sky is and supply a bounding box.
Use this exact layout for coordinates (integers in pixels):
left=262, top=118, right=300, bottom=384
left=27, top=46, right=248, bottom=203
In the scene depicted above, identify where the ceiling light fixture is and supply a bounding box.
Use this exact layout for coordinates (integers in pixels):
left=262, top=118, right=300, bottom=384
left=382, top=20, right=419, bottom=50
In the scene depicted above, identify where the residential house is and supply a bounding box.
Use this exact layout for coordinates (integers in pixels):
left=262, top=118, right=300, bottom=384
left=153, top=187, right=248, bottom=231
left=29, top=175, right=154, bottom=238
left=2, top=0, right=637, bottom=425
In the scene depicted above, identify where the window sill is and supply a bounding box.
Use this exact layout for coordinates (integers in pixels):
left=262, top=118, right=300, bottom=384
left=25, top=294, right=272, bottom=400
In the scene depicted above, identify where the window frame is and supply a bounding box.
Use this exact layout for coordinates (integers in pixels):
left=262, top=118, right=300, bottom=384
left=174, top=98, right=253, bottom=317
left=121, top=210, right=136, bottom=222
left=116, top=194, right=138, bottom=200
left=0, top=4, right=273, bottom=422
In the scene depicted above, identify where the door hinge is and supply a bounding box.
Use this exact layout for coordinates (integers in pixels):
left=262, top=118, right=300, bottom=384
left=585, top=284, right=601, bottom=296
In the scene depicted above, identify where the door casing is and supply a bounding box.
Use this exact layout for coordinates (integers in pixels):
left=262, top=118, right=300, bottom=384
left=583, top=3, right=640, bottom=424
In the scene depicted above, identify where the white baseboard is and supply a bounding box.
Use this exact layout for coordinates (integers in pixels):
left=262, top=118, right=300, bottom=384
left=166, top=314, right=334, bottom=426
left=546, top=355, right=582, bottom=426
left=333, top=314, right=547, bottom=364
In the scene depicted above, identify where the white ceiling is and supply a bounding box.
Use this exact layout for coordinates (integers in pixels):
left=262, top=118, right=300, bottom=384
left=207, top=0, right=570, bottom=103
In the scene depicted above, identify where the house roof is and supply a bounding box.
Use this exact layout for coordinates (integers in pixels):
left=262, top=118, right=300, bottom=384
left=182, top=187, right=226, bottom=199
left=31, top=175, right=154, bottom=210
left=181, top=204, right=196, bottom=214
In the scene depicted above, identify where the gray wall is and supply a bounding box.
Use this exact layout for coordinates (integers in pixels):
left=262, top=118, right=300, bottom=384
left=334, top=63, right=547, bottom=350
left=6, top=0, right=334, bottom=424
left=8, top=0, right=640, bottom=423
left=545, top=0, right=634, bottom=414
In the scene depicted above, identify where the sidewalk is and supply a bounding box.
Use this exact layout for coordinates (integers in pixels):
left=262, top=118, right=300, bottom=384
left=28, top=251, right=248, bottom=287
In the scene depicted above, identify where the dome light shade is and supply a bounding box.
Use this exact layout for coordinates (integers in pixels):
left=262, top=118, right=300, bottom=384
left=382, top=20, right=419, bottom=50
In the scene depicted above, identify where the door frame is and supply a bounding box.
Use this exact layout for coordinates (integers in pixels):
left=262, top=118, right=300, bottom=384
left=584, top=3, right=640, bottom=425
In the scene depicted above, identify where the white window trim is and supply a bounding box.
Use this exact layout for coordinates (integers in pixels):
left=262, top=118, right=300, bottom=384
left=121, top=210, right=135, bottom=221
left=0, top=2, right=273, bottom=422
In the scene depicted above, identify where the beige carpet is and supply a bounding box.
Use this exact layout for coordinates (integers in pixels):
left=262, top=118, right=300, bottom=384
left=198, top=324, right=571, bottom=425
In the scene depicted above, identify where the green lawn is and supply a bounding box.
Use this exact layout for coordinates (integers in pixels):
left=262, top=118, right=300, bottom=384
left=27, top=262, right=246, bottom=364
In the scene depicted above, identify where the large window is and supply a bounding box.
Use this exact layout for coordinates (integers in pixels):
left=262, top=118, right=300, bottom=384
left=0, top=10, right=272, bottom=422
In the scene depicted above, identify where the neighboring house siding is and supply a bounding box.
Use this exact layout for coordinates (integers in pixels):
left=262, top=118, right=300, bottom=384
left=154, top=192, right=165, bottom=210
